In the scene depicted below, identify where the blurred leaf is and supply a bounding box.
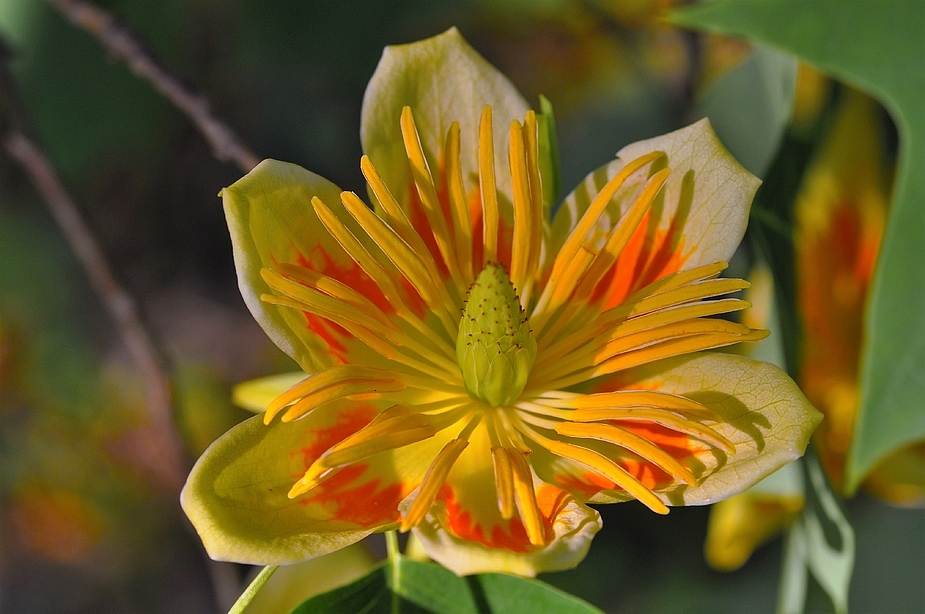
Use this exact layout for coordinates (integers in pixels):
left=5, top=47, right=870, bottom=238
left=0, top=0, right=178, bottom=179
left=778, top=451, right=855, bottom=614
left=174, top=362, right=250, bottom=456
left=703, top=460, right=803, bottom=572
left=292, top=557, right=601, bottom=614
left=778, top=506, right=809, bottom=614
left=697, top=43, right=797, bottom=178
left=802, top=453, right=854, bottom=614
left=669, top=0, right=925, bottom=499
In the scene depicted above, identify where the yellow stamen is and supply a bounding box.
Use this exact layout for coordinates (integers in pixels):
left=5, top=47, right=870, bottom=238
left=535, top=280, right=750, bottom=364
left=309, top=195, right=432, bottom=311
left=400, top=438, right=469, bottom=531
left=280, top=378, right=408, bottom=423
left=578, top=329, right=767, bottom=384
left=261, top=294, right=397, bottom=361
left=263, top=286, right=455, bottom=383
left=622, top=262, right=729, bottom=305
left=446, top=122, right=474, bottom=281
left=360, top=155, right=456, bottom=308
left=594, top=318, right=752, bottom=364
left=289, top=409, right=443, bottom=498
left=400, top=107, right=468, bottom=294
left=317, top=409, right=439, bottom=468
left=572, top=168, right=671, bottom=299
left=498, top=408, right=533, bottom=455
left=262, top=268, right=402, bottom=344
left=548, top=151, right=663, bottom=288
left=479, top=106, right=500, bottom=264
left=597, top=319, right=756, bottom=361
left=275, top=263, right=396, bottom=331
left=556, top=422, right=697, bottom=485
left=262, top=265, right=458, bottom=376
left=548, top=245, right=597, bottom=312
left=522, top=110, right=544, bottom=304
left=279, top=261, right=454, bottom=363
left=533, top=167, right=670, bottom=334
left=312, top=195, right=458, bottom=340
left=568, top=390, right=718, bottom=419
left=536, top=317, right=758, bottom=385
left=491, top=446, right=516, bottom=519
left=287, top=465, right=340, bottom=498
left=545, top=326, right=766, bottom=390
left=609, top=299, right=752, bottom=340
left=507, top=447, right=547, bottom=546
left=265, top=365, right=397, bottom=419
left=509, top=120, right=534, bottom=298
left=339, top=192, right=459, bottom=328
left=569, top=408, right=736, bottom=454
left=543, top=439, right=669, bottom=514
left=627, top=278, right=751, bottom=318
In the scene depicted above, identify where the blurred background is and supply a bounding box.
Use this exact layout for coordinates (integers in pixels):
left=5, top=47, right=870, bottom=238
left=0, top=0, right=922, bottom=612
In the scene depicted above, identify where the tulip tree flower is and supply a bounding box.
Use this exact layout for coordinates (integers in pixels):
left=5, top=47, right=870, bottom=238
left=706, top=90, right=922, bottom=572
left=795, top=90, right=923, bottom=505
left=181, top=28, right=820, bottom=577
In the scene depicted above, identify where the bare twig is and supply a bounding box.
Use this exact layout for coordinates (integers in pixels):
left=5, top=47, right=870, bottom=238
left=0, top=46, right=187, bottom=492
left=1, top=30, right=245, bottom=613
left=46, top=0, right=260, bottom=174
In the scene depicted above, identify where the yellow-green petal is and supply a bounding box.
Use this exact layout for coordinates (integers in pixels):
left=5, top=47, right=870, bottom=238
left=232, top=372, right=307, bottom=413
left=223, top=160, right=384, bottom=374
left=409, top=491, right=601, bottom=578
left=240, top=544, right=376, bottom=614
left=584, top=352, right=821, bottom=507
left=550, top=119, right=760, bottom=271
left=182, top=405, right=402, bottom=564
left=361, top=27, right=530, bottom=212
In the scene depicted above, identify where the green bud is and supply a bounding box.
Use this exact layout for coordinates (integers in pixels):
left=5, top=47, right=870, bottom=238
left=456, top=263, right=537, bottom=407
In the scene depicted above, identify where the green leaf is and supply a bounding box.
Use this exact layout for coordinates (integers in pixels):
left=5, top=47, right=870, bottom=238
left=669, top=0, right=925, bottom=498
left=361, top=27, right=530, bottom=212
left=291, top=557, right=602, bottom=614
left=537, top=95, right=562, bottom=206
left=697, top=43, right=798, bottom=178
left=777, top=451, right=855, bottom=614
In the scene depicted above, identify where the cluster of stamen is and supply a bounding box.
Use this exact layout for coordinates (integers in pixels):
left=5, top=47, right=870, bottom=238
left=261, top=105, right=764, bottom=546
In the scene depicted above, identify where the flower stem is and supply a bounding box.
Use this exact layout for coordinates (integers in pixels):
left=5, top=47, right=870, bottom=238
left=227, top=565, right=278, bottom=614
left=385, top=531, right=401, bottom=613
left=385, top=530, right=400, bottom=564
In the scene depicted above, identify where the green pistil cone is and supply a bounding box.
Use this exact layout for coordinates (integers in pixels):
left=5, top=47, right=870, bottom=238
left=457, top=263, right=537, bottom=407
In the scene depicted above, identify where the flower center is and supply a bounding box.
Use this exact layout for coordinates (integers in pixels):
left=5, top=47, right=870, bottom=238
left=456, top=263, right=537, bottom=407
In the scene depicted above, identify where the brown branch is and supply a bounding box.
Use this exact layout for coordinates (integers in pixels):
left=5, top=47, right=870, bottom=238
left=46, top=0, right=260, bottom=174
left=1, top=33, right=241, bottom=614
left=1, top=45, right=187, bottom=493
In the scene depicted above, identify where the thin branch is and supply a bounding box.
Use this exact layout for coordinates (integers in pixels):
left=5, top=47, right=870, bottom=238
left=2, top=33, right=241, bottom=614
left=0, top=45, right=187, bottom=492
left=46, top=0, right=261, bottom=174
